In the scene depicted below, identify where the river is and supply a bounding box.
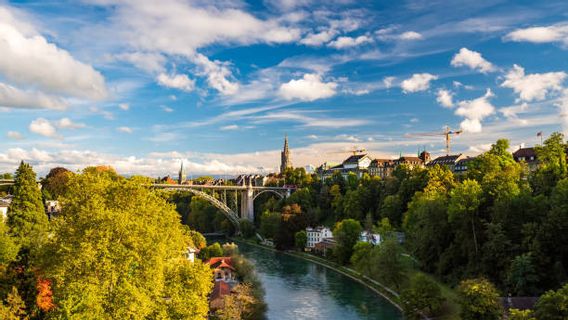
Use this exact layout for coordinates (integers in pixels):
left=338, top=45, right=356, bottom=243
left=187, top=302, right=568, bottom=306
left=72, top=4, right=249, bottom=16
left=236, top=241, right=403, bottom=320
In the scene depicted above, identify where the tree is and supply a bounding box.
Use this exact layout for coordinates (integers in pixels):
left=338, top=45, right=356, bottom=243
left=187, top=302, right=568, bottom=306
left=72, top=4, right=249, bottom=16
left=0, top=221, right=19, bottom=265
left=534, top=283, right=568, bottom=320
left=0, top=287, right=28, bottom=320
left=40, top=168, right=212, bottom=319
left=379, top=195, right=403, bottom=227
left=333, top=219, right=362, bottom=264
left=216, top=283, right=256, bottom=320
left=509, top=309, right=536, bottom=320
left=370, top=239, right=407, bottom=290
left=239, top=219, right=256, bottom=239
left=448, top=179, right=483, bottom=257
left=259, top=211, right=281, bottom=239
left=294, top=230, right=307, bottom=250
left=400, top=273, right=444, bottom=319
left=350, top=241, right=373, bottom=274
left=7, top=161, right=48, bottom=249
left=532, top=132, right=567, bottom=194
left=507, top=253, right=539, bottom=296
left=457, top=278, right=503, bottom=320
left=41, top=167, right=72, bottom=200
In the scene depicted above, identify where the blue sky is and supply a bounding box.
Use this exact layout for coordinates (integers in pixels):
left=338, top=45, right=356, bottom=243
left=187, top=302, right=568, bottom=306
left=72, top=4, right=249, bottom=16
left=1, top=0, right=568, bottom=176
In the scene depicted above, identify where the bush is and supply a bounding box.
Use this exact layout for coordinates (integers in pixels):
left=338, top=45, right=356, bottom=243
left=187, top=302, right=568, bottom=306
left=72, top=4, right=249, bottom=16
left=400, top=273, right=444, bottom=319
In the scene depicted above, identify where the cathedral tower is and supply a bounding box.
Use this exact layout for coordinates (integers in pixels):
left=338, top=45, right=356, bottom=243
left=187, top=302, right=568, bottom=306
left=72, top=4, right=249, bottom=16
left=178, top=161, right=186, bottom=184
left=280, top=135, right=292, bottom=173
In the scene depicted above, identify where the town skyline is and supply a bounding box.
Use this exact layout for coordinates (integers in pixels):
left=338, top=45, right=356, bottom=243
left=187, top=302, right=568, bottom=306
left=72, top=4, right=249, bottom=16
left=2, top=1, right=568, bottom=176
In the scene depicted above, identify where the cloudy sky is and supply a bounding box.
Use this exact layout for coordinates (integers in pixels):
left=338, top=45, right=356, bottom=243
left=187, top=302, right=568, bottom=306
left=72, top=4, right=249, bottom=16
left=1, top=0, right=568, bottom=176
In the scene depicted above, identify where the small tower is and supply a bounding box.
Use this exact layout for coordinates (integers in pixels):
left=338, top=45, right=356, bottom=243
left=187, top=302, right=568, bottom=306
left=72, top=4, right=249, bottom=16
left=178, top=161, right=186, bottom=184
left=280, top=135, right=292, bottom=174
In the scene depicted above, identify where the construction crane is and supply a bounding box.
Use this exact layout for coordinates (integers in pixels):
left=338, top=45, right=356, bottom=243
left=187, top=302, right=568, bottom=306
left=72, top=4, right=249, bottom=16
left=405, top=126, right=463, bottom=155
left=329, top=147, right=367, bottom=156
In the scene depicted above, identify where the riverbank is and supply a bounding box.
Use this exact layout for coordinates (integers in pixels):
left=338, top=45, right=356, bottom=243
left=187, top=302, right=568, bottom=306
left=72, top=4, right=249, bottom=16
left=234, top=238, right=403, bottom=311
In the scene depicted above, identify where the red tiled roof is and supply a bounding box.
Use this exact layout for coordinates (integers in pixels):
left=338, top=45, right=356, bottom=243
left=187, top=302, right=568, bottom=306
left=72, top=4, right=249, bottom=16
left=211, top=281, right=231, bottom=301
left=207, top=257, right=235, bottom=270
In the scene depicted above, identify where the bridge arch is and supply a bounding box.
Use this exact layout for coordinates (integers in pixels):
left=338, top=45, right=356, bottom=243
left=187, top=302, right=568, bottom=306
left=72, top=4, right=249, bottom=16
left=158, top=187, right=241, bottom=232
left=252, top=189, right=286, bottom=201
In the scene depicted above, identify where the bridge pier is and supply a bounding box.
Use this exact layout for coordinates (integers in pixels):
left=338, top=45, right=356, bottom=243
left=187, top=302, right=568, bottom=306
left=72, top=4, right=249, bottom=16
left=240, top=186, right=255, bottom=221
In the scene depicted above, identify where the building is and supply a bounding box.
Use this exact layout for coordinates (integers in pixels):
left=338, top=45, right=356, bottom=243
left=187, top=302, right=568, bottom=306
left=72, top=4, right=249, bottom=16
left=45, top=200, right=61, bottom=219
left=427, top=154, right=466, bottom=172
left=359, top=230, right=382, bottom=245
left=178, top=161, right=186, bottom=184
left=314, top=238, right=336, bottom=256
left=208, top=257, right=237, bottom=283
left=394, top=156, right=424, bottom=169
left=321, top=154, right=372, bottom=179
left=186, top=246, right=198, bottom=263
left=454, top=156, right=476, bottom=174
left=368, top=159, right=395, bottom=179
left=306, top=226, right=333, bottom=249
left=280, top=135, right=292, bottom=173
left=513, top=147, right=539, bottom=171
left=0, top=196, right=11, bottom=220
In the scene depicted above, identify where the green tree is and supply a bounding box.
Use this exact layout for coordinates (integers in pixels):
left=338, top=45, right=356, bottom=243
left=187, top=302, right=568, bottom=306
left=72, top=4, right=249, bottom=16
left=507, top=253, right=539, bottom=296
left=532, top=132, right=567, bottom=194
left=370, top=239, right=406, bottom=289
left=0, top=287, right=28, bottom=320
left=379, top=195, right=403, bottom=226
left=509, top=309, right=536, bottom=320
left=448, top=179, right=483, bottom=257
left=41, top=168, right=212, bottom=319
left=0, top=221, right=19, bottom=265
left=239, top=219, right=256, bottom=239
left=41, top=167, right=72, bottom=200
left=350, top=241, right=373, bottom=275
left=457, top=278, right=503, bottom=320
left=400, top=273, right=444, bottom=319
left=7, top=161, right=48, bottom=249
left=333, top=219, right=362, bottom=265
left=294, top=230, right=307, bottom=250
left=259, top=211, right=281, bottom=239
left=534, top=283, right=568, bottom=320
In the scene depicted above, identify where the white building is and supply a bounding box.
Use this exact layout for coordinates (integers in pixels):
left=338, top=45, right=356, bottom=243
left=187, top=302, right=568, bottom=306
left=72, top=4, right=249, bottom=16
left=359, top=230, right=382, bottom=245
left=0, top=196, right=12, bottom=220
left=306, top=226, right=333, bottom=249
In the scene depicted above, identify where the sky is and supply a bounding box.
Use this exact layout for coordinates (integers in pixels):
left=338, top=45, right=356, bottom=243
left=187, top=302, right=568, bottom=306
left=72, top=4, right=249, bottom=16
left=1, top=0, right=568, bottom=177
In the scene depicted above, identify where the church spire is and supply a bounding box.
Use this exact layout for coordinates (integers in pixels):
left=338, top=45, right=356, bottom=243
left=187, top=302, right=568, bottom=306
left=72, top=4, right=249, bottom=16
left=178, top=160, right=186, bottom=184
left=280, top=135, right=292, bottom=174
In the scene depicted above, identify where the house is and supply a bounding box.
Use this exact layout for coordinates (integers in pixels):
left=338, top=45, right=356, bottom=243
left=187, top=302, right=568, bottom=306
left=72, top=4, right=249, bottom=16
left=45, top=200, right=61, bottom=219
left=208, top=257, right=237, bottom=283
left=210, top=281, right=232, bottom=312
left=394, top=156, right=424, bottom=169
left=186, top=246, right=199, bottom=263
left=368, top=159, right=395, bottom=179
left=306, top=226, right=333, bottom=249
left=512, top=147, right=539, bottom=171
left=321, top=154, right=372, bottom=179
left=314, top=238, right=336, bottom=256
left=454, top=156, right=476, bottom=174
left=427, top=154, right=466, bottom=172
left=359, top=230, right=382, bottom=245
left=0, top=196, right=12, bottom=220
left=500, top=296, right=538, bottom=315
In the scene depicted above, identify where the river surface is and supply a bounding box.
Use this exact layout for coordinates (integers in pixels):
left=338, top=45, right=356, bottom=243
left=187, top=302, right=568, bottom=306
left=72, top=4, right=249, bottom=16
left=236, top=241, right=403, bottom=320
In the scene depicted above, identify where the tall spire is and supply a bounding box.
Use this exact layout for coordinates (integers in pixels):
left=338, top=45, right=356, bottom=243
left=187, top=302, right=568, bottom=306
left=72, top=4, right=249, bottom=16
left=178, top=160, right=186, bottom=184
left=280, top=135, right=292, bottom=174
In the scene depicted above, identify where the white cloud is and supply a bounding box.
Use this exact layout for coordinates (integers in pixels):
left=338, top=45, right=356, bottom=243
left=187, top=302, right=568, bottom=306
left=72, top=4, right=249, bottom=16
left=6, top=131, right=23, bottom=140
left=399, top=31, right=423, bottom=40
left=505, top=24, right=568, bottom=46
left=161, top=105, right=174, bottom=113
left=455, top=89, right=495, bottom=133
left=0, top=82, right=67, bottom=110
left=555, top=89, right=568, bottom=134
left=450, top=48, right=495, bottom=73
left=300, top=29, right=337, bottom=46
left=328, top=35, right=372, bottom=49
left=436, top=89, right=454, bottom=108
left=279, top=74, right=337, bottom=101
left=401, top=73, right=438, bottom=93
left=156, top=73, right=195, bottom=92
left=220, top=124, right=239, bottom=131
left=0, top=7, right=107, bottom=100
left=252, top=110, right=368, bottom=128
left=29, top=118, right=58, bottom=138
left=56, top=118, right=86, bottom=129
left=383, top=76, right=396, bottom=89
left=89, top=106, right=115, bottom=120
left=501, top=64, right=566, bottom=102
left=192, top=53, right=238, bottom=95
left=117, top=126, right=133, bottom=134
left=118, top=103, right=130, bottom=111
left=112, top=52, right=166, bottom=73
left=500, top=103, right=529, bottom=119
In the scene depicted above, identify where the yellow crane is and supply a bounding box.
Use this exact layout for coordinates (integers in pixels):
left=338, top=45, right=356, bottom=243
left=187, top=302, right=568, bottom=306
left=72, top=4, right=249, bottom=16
left=405, top=126, right=463, bottom=155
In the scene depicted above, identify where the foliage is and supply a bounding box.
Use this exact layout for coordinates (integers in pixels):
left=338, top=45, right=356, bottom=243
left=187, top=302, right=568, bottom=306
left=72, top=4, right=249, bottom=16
left=40, top=168, right=212, bottom=319
left=200, top=242, right=224, bottom=260
left=215, top=283, right=257, bottom=320
left=259, top=211, right=281, bottom=239
left=350, top=241, right=373, bottom=274
left=457, top=278, right=503, bottom=320
left=369, top=239, right=407, bottom=290
left=333, top=219, right=362, bottom=265
left=41, top=167, right=72, bottom=200
left=508, top=309, right=536, bottom=320
left=534, top=283, right=568, bottom=320
left=507, top=253, right=539, bottom=296
left=7, top=161, right=48, bottom=250
left=0, top=221, right=19, bottom=265
left=239, top=219, right=256, bottom=239
left=400, top=273, right=444, bottom=319
left=0, top=287, right=28, bottom=320
left=294, top=230, right=307, bottom=250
